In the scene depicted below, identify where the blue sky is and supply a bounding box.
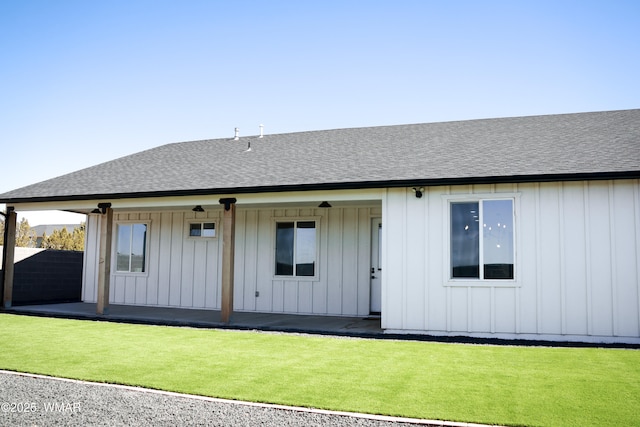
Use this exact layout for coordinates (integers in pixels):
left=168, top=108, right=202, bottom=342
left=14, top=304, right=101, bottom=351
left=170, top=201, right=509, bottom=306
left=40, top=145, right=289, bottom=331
left=1, top=0, right=638, bottom=224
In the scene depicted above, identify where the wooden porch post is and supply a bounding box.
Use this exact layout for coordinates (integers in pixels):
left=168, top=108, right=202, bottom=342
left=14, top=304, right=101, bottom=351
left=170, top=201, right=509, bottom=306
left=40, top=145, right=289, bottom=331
left=2, top=207, right=17, bottom=309
left=96, top=207, right=113, bottom=315
left=219, top=198, right=237, bottom=323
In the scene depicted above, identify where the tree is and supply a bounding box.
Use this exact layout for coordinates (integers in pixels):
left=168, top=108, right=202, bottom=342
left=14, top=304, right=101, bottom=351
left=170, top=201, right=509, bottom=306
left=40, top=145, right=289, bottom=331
left=41, top=223, right=85, bottom=251
left=71, top=223, right=86, bottom=251
left=15, top=218, right=37, bottom=248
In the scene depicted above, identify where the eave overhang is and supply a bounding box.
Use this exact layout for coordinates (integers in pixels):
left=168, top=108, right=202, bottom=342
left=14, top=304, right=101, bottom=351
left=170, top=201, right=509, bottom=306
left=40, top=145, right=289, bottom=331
left=1, top=171, right=638, bottom=205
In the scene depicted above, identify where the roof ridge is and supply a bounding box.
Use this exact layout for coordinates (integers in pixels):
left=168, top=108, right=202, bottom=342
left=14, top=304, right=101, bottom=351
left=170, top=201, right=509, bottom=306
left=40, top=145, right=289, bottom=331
left=168, top=108, right=640, bottom=146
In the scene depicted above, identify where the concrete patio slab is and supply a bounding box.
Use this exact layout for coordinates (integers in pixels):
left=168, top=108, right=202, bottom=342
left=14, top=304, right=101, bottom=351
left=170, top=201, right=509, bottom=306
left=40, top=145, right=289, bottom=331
left=6, top=302, right=383, bottom=337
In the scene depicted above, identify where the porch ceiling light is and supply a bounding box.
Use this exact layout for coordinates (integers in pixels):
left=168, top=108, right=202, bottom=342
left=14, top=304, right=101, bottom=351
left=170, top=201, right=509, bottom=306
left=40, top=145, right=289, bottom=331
left=192, top=205, right=205, bottom=212
left=318, top=201, right=332, bottom=208
left=412, top=187, right=424, bottom=199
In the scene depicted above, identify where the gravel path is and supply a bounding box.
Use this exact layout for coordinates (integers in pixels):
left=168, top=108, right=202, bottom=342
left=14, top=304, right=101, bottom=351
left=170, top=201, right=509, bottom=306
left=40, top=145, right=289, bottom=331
left=0, top=371, right=469, bottom=427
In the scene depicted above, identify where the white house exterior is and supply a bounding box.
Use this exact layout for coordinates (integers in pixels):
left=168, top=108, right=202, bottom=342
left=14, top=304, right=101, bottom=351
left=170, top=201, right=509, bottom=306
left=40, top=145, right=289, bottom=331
left=81, top=191, right=383, bottom=318
left=1, top=109, right=639, bottom=343
left=383, top=180, right=640, bottom=342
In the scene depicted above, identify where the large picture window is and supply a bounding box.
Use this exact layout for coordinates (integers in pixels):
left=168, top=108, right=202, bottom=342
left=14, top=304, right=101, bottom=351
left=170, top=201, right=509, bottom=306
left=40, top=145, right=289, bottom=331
left=275, top=220, right=316, bottom=277
left=116, top=223, right=148, bottom=273
left=451, top=199, right=514, bottom=280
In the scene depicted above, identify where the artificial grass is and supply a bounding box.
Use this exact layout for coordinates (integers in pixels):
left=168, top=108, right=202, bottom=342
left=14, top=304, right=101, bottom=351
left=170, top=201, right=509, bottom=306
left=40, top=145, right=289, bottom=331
left=1, top=314, right=639, bottom=426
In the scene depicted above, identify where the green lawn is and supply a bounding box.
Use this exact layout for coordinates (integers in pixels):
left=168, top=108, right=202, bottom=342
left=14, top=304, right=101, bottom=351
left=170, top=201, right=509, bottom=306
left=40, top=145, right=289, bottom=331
left=1, top=314, right=639, bottom=426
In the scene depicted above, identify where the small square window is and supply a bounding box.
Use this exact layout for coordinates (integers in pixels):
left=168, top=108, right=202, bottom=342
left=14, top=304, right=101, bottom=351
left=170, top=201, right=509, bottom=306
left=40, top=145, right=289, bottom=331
left=189, top=222, right=216, bottom=238
left=202, top=222, right=216, bottom=237
left=190, top=223, right=202, bottom=237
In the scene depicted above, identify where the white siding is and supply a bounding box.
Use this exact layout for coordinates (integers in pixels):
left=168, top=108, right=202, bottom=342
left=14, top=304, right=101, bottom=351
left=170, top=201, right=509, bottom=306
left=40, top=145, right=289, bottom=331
left=233, top=206, right=377, bottom=316
left=78, top=179, right=640, bottom=341
left=82, top=205, right=380, bottom=316
left=383, top=180, right=640, bottom=342
left=83, top=210, right=222, bottom=309
left=81, top=214, right=100, bottom=303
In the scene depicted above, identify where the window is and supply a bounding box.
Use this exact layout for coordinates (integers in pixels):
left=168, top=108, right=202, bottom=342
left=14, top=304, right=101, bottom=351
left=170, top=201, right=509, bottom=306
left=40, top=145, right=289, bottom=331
left=116, top=223, right=148, bottom=273
left=275, top=220, right=316, bottom=277
left=189, top=222, right=216, bottom=238
left=450, top=199, right=514, bottom=280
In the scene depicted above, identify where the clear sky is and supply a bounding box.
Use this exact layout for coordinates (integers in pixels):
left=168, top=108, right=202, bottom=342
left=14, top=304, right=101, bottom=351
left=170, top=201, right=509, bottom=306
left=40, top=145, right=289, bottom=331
left=1, top=0, right=638, bottom=225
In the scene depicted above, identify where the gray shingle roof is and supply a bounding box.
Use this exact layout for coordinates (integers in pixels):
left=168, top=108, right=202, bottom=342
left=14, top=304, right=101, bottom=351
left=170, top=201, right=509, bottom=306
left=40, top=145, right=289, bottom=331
left=1, top=109, right=639, bottom=203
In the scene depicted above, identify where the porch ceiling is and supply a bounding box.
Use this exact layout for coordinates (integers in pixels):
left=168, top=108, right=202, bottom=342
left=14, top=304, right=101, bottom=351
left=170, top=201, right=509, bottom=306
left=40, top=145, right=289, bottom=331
left=10, top=189, right=383, bottom=215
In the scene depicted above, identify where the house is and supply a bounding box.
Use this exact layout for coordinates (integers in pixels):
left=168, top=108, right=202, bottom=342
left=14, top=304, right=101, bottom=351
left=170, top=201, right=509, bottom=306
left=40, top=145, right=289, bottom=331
left=1, top=109, right=639, bottom=343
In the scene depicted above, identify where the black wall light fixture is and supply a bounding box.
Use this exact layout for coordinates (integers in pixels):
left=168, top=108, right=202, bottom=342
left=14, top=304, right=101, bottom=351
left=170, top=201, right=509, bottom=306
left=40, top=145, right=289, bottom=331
left=91, top=202, right=112, bottom=214
left=318, top=201, right=332, bottom=208
left=192, top=205, right=205, bottom=212
left=412, top=187, right=424, bottom=198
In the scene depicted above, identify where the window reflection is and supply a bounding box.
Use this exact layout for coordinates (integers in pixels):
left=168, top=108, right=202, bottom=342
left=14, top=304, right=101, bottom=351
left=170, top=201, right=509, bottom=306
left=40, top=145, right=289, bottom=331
left=116, top=223, right=147, bottom=273
left=451, top=200, right=514, bottom=280
left=483, top=200, right=513, bottom=279
left=275, top=221, right=316, bottom=277
left=451, top=202, right=480, bottom=278
left=296, top=221, right=316, bottom=276
left=275, top=222, right=294, bottom=275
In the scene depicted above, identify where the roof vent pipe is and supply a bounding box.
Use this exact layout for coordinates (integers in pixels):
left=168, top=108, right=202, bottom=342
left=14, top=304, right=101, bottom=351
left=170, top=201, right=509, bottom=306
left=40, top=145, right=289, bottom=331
left=259, top=124, right=264, bottom=138
left=234, top=128, right=239, bottom=140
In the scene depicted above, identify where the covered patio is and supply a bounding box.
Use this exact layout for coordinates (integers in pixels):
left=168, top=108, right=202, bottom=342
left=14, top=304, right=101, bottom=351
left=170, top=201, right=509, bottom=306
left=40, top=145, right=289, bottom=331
left=6, top=303, right=383, bottom=337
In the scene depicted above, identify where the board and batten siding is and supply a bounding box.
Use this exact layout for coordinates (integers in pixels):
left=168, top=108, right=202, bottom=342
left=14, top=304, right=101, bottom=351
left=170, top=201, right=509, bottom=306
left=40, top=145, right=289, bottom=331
left=233, top=206, right=377, bottom=316
left=382, top=179, right=640, bottom=342
left=82, top=206, right=380, bottom=317
left=83, top=211, right=222, bottom=309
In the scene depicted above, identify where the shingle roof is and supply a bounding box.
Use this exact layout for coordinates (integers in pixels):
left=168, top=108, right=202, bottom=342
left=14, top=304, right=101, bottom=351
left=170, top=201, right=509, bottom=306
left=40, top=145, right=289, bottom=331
left=1, top=109, right=639, bottom=203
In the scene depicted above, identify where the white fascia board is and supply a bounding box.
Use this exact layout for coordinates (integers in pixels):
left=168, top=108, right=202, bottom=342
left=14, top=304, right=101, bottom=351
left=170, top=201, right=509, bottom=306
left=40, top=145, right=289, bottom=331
left=10, top=188, right=384, bottom=213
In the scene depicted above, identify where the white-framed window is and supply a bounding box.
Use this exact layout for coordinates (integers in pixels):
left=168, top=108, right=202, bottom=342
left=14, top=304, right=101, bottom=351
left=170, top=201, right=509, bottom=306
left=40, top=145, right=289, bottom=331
left=449, top=197, right=515, bottom=281
left=274, top=219, right=317, bottom=278
left=188, top=221, right=216, bottom=238
left=115, top=222, right=149, bottom=273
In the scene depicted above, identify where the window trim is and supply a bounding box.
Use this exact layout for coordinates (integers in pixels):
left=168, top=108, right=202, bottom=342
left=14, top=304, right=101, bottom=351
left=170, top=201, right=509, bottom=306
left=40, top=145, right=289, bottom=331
left=272, top=217, right=320, bottom=281
left=442, top=193, right=520, bottom=287
left=113, top=220, right=150, bottom=276
left=186, top=220, right=218, bottom=239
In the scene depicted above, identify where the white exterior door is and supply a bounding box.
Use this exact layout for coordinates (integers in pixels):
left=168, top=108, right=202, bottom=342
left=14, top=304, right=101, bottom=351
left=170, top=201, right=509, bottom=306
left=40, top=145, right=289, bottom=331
left=370, top=218, right=382, bottom=313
